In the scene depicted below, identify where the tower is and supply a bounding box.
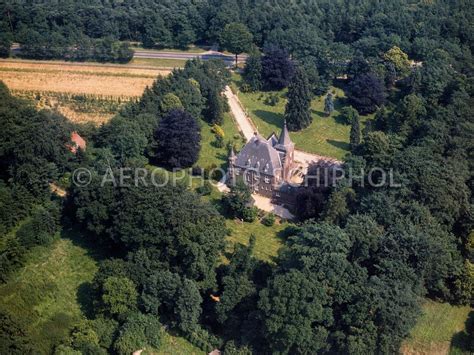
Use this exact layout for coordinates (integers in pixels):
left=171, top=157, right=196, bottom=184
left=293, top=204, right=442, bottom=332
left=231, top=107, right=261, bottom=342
left=274, top=120, right=295, bottom=181
left=227, top=146, right=237, bottom=185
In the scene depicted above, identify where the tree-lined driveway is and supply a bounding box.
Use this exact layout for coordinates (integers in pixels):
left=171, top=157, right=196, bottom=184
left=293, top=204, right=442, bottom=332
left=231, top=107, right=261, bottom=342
left=223, top=86, right=344, bottom=220
left=223, top=86, right=342, bottom=168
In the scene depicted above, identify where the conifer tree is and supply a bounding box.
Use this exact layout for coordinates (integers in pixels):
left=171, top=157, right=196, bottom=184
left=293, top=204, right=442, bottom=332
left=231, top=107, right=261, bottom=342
left=350, top=113, right=361, bottom=151
left=324, top=92, right=334, bottom=116
left=284, top=66, right=312, bottom=131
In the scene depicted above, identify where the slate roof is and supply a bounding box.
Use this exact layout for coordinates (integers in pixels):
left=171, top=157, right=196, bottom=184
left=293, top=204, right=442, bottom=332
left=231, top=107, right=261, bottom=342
left=234, top=133, right=282, bottom=176
left=275, top=120, right=294, bottom=152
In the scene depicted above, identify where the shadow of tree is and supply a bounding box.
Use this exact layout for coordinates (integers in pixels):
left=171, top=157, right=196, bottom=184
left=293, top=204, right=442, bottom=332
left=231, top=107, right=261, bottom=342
left=60, top=226, right=110, bottom=261
left=334, top=96, right=349, bottom=111
left=60, top=226, right=110, bottom=320
left=254, top=109, right=284, bottom=129
left=334, top=113, right=350, bottom=125
left=312, top=109, right=326, bottom=117
left=450, top=311, right=474, bottom=353
left=327, top=139, right=350, bottom=151
left=76, top=282, right=96, bottom=319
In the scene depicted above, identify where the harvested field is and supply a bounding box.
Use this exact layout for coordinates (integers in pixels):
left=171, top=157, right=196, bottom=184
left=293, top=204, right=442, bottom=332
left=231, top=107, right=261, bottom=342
left=0, top=60, right=169, bottom=97
left=0, top=59, right=171, bottom=77
left=0, top=59, right=172, bottom=123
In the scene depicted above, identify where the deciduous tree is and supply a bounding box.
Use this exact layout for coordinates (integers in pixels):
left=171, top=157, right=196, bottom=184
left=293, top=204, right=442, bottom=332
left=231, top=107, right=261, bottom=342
left=220, top=23, right=253, bottom=67
left=347, top=72, right=386, bottom=114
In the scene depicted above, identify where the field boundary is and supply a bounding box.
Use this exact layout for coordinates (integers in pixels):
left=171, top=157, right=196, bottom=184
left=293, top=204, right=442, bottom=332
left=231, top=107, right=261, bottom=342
left=0, top=58, right=174, bottom=71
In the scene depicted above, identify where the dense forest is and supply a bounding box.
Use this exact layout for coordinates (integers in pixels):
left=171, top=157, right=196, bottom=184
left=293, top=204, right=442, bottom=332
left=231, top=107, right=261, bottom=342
left=0, top=0, right=473, bottom=354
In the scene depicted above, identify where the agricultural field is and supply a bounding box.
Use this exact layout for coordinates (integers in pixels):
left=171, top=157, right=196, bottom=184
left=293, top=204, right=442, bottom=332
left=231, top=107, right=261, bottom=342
left=0, top=59, right=171, bottom=124
left=402, top=300, right=473, bottom=355
left=232, top=73, right=371, bottom=160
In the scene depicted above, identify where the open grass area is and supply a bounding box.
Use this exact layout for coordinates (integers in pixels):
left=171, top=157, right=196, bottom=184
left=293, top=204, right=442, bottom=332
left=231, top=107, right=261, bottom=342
left=155, top=332, right=205, bottom=355
left=225, top=219, right=287, bottom=263
left=0, top=229, right=205, bottom=354
left=0, top=233, right=99, bottom=353
left=232, top=73, right=371, bottom=160
left=130, top=57, right=187, bottom=68
left=402, top=300, right=473, bottom=355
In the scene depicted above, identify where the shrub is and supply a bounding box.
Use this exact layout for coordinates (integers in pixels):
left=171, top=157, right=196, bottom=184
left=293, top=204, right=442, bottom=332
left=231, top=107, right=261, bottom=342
left=185, top=327, right=222, bottom=353
left=196, top=181, right=213, bottom=196
left=264, top=93, right=280, bottom=106
left=214, top=135, right=225, bottom=148
left=262, top=213, right=276, bottom=226
left=211, top=124, right=225, bottom=139
left=242, top=207, right=258, bottom=222
left=205, top=164, right=223, bottom=181
left=192, top=165, right=204, bottom=176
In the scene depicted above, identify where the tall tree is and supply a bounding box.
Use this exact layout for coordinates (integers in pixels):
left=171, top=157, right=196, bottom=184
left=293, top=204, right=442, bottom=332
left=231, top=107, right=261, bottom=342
left=383, top=46, right=410, bottom=77
left=323, top=92, right=334, bottom=116
left=350, top=111, right=361, bottom=151
left=285, top=66, right=312, bottom=131
left=0, top=33, right=11, bottom=58
left=220, top=23, right=253, bottom=67
left=242, top=50, right=262, bottom=91
left=152, top=109, right=201, bottom=168
left=347, top=72, right=386, bottom=114
left=261, top=45, right=295, bottom=90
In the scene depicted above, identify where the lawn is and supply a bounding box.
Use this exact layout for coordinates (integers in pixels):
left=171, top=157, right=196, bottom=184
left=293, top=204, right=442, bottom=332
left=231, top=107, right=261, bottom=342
left=197, top=113, right=245, bottom=170
left=232, top=73, right=371, bottom=160
left=225, top=219, right=288, bottom=263
left=402, top=300, right=473, bottom=355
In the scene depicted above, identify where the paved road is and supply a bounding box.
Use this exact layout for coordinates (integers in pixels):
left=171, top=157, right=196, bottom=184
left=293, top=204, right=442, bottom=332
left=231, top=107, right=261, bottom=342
left=134, top=50, right=248, bottom=64
left=11, top=43, right=248, bottom=64
left=224, top=85, right=344, bottom=220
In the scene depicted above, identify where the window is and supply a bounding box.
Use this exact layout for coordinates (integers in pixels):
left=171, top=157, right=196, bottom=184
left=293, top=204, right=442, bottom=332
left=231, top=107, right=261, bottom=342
left=264, top=176, right=270, bottom=184
left=235, top=168, right=240, bottom=175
